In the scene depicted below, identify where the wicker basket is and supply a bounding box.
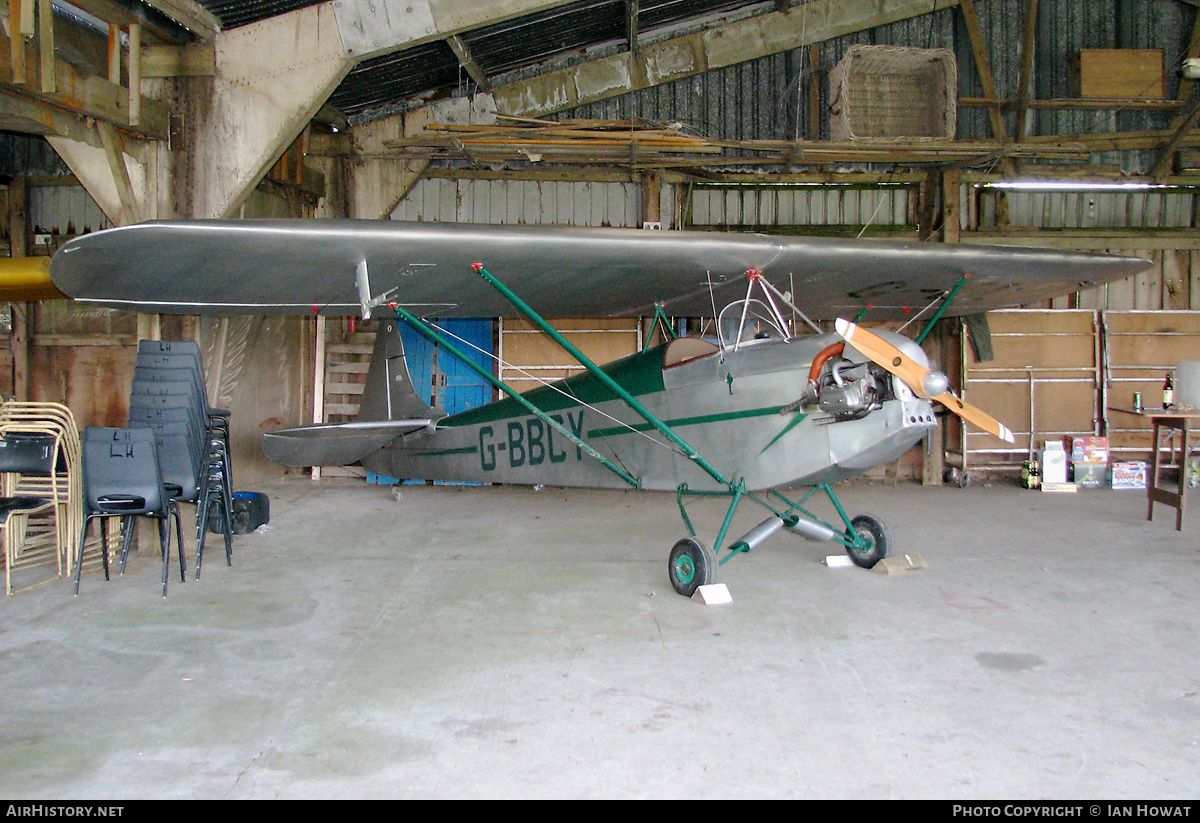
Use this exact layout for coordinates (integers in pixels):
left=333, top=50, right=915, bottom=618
left=829, top=45, right=957, bottom=141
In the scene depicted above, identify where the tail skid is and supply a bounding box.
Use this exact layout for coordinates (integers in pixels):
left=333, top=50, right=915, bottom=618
left=261, top=319, right=444, bottom=467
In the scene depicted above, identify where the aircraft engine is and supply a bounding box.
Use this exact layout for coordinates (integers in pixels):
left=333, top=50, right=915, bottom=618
left=815, top=359, right=888, bottom=418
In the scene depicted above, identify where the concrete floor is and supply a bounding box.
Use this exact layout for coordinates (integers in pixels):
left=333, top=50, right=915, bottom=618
left=0, top=475, right=1198, bottom=799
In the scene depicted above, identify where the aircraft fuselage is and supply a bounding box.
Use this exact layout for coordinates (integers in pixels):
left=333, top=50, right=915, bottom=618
left=362, top=333, right=937, bottom=492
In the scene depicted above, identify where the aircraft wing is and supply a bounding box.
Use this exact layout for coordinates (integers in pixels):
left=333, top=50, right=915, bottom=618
left=49, top=219, right=1150, bottom=321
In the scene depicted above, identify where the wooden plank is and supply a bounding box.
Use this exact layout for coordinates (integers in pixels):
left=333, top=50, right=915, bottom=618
left=1104, top=310, right=1200, bottom=460
left=0, top=31, right=170, bottom=139
left=1013, top=0, right=1038, bottom=141
left=10, top=0, right=26, bottom=84
left=140, top=43, right=216, bottom=77
left=128, top=22, right=140, bottom=127
left=959, top=0, right=1007, bottom=141
left=499, top=317, right=639, bottom=388
left=58, top=0, right=220, bottom=42
left=963, top=309, right=1100, bottom=469
left=1073, top=49, right=1164, bottom=100
left=36, top=0, right=53, bottom=94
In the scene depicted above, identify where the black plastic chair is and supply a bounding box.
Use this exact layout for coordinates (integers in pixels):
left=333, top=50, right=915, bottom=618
left=127, top=394, right=232, bottom=563
left=131, top=340, right=234, bottom=578
left=132, top=422, right=232, bottom=579
left=0, top=433, right=58, bottom=593
left=135, top=344, right=231, bottom=448
left=0, top=432, right=57, bottom=518
left=73, top=427, right=183, bottom=598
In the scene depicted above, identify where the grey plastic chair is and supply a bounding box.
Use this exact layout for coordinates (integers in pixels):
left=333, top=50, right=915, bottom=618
left=73, top=427, right=183, bottom=598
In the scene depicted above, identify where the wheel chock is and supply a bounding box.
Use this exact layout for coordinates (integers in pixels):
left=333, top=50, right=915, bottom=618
left=871, top=553, right=928, bottom=575
left=824, top=555, right=854, bottom=567
left=691, top=583, right=732, bottom=605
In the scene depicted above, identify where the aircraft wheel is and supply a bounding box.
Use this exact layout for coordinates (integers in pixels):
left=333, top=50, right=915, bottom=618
left=668, top=537, right=717, bottom=597
left=844, top=514, right=894, bottom=569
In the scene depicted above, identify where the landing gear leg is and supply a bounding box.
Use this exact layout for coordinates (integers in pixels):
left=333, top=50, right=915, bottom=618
left=667, top=482, right=894, bottom=594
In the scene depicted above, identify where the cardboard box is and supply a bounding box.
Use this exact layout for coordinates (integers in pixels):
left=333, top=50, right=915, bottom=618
left=1072, top=461, right=1107, bottom=489
left=1111, top=461, right=1147, bottom=490
left=1070, top=436, right=1109, bottom=463
left=1042, top=482, right=1077, bottom=493
left=1040, top=442, right=1068, bottom=485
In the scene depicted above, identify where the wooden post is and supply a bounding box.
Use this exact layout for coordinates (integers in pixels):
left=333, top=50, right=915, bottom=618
left=107, top=22, right=120, bottom=85
left=10, top=0, right=26, bottom=84
left=7, top=177, right=29, bottom=401
left=807, top=42, right=823, bottom=139
left=128, top=23, right=141, bottom=128
left=1014, top=0, right=1039, bottom=141
left=942, top=166, right=962, bottom=245
left=926, top=166, right=964, bottom=485
left=36, top=0, right=53, bottom=94
left=312, top=314, right=326, bottom=481
left=641, top=170, right=662, bottom=227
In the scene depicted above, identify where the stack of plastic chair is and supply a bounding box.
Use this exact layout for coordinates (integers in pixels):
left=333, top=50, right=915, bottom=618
left=0, top=433, right=59, bottom=595
left=73, top=427, right=183, bottom=597
left=0, top=401, right=85, bottom=594
left=135, top=341, right=231, bottom=453
left=129, top=340, right=233, bottom=577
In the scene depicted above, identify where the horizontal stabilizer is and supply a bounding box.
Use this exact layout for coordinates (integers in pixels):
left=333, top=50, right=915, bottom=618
left=261, top=420, right=433, bottom=467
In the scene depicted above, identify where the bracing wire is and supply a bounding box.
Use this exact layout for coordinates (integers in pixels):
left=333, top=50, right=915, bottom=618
left=427, top=320, right=691, bottom=462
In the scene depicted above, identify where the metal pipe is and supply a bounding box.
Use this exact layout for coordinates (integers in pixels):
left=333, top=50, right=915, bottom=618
left=915, top=274, right=969, bottom=345
left=728, top=516, right=787, bottom=554
left=713, top=481, right=745, bottom=557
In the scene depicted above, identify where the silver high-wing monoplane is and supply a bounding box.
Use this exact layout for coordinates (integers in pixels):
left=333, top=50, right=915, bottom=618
left=51, top=220, right=1149, bottom=595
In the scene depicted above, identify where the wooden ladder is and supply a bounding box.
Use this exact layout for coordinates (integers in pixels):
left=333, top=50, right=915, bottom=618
left=312, top=320, right=374, bottom=479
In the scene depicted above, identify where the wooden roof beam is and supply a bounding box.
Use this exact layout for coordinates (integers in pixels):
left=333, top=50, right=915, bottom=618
left=626, top=0, right=639, bottom=58
left=491, top=0, right=962, bottom=117
left=50, top=0, right=219, bottom=43
left=1013, top=0, right=1038, bottom=141
left=0, top=28, right=168, bottom=138
left=446, top=34, right=491, bottom=92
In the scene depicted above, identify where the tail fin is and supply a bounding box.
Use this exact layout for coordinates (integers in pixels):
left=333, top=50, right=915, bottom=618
left=358, top=318, right=446, bottom=423
left=260, top=319, right=443, bottom=468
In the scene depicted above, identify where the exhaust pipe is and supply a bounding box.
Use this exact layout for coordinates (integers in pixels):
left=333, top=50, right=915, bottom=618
left=728, top=513, right=840, bottom=554
left=728, top=516, right=787, bottom=554
left=783, top=515, right=838, bottom=542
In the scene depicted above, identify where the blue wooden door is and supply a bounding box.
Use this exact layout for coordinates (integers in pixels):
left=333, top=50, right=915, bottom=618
left=398, top=318, right=494, bottom=416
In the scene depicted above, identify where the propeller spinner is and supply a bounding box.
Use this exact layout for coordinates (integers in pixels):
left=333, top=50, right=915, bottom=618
left=834, top=318, right=1015, bottom=444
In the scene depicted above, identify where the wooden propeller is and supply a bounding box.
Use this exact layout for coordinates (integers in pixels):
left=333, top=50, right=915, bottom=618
left=835, top=319, right=1015, bottom=444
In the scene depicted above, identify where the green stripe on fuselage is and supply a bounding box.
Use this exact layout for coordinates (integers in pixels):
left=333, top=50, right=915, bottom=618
left=588, top=405, right=790, bottom=438
left=440, top=345, right=669, bottom=428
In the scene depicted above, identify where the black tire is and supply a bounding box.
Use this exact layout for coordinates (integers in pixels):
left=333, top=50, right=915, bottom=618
left=668, top=537, right=717, bottom=597
left=844, top=514, right=894, bottom=569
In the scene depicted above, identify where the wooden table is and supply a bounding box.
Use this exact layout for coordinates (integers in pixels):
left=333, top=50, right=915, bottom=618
left=1144, top=410, right=1200, bottom=531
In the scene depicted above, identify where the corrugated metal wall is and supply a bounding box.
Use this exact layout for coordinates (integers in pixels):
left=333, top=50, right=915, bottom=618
left=978, top=186, right=1199, bottom=230
left=686, top=183, right=914, bottom=230
left=391, top=175, right=670, bottom=227
left=560, top=0, right=1196, bottom=173
left=0, top=134, right=71, bottom=178
left=28, top=185, right=113, bottom=237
